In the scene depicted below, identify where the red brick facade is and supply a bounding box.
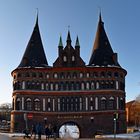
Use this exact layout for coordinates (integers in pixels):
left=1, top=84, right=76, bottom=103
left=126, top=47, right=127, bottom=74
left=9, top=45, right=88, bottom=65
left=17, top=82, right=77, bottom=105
left=11, top=15, right=127, bottom=138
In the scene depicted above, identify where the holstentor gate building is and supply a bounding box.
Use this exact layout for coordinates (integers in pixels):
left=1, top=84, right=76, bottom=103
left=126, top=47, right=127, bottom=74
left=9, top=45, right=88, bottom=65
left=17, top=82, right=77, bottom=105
left=11, top=14, right=127, bottom=138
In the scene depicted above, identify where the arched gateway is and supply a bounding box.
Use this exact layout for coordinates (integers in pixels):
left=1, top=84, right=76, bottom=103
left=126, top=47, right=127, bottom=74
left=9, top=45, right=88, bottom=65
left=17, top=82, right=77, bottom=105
left=11, top=14, right=127, bottom=138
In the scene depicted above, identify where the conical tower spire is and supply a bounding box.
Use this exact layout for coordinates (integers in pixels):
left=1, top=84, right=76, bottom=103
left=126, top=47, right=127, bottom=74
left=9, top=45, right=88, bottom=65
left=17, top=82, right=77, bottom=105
left=58, top=36, right=63, bottom=47
left=18, top=15, right=48, bottom=68
left=75, top=36, right=80, bottom=47
left=66, top=30, right=72, bottom=45
left=88, top=14, right=120, bottom=66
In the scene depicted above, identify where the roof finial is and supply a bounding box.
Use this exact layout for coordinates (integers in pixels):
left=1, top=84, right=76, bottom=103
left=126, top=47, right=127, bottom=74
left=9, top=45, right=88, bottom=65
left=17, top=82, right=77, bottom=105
left=68, top=25, right=70, bottom=31
left=67, top=25, right=72, bottom=44
left=36, top=8, right=39, bottom=25
left=98, top=7, right=102, bottom=22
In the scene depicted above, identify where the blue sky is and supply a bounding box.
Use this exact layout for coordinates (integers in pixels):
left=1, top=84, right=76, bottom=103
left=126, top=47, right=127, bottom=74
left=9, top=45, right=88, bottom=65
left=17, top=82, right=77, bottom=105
left=0, top=0, right=140, bottom=104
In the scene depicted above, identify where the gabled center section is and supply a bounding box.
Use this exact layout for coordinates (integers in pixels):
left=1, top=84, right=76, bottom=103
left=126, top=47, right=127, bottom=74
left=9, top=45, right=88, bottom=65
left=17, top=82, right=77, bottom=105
left=53, top=31, right=85, bottom=67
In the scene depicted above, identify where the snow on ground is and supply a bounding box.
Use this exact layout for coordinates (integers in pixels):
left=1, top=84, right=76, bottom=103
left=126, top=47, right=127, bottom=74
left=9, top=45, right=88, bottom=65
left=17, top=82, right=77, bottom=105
left=1, top=132, right=140, bottom=139
left=96, top=131, right=140, bottom=139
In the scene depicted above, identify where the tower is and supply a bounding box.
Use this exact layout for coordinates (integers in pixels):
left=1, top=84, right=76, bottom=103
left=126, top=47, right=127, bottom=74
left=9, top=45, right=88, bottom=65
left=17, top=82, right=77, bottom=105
left=11, top=14, right=127, bottom=137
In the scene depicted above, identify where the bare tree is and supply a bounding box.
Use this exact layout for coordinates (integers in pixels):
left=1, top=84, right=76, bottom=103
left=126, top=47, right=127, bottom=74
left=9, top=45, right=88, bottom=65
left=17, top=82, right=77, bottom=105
left=0, top=103, right=12, bottom=121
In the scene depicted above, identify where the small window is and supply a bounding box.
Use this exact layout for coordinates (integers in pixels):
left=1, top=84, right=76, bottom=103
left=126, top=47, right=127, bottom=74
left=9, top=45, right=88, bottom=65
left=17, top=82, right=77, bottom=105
left=107, top=72, right=112, bottom=78
left=63, top=56, right=67, bottom=62
left=46, top=73, right=49, bottom=79
left=32, top=73, right=36, bottom=77
left=86, top=73, right=90, bottom=78
left=101, top=72, right=105, bottom=78
left=72, top=56, right=75, bottom=61
left=39, top=73, right=43, bottom=78
left=80, top=72, right=83, bottom=78
left=54, top=73, right=58, bottom=78
left=114, top=72, right=119, bottom=78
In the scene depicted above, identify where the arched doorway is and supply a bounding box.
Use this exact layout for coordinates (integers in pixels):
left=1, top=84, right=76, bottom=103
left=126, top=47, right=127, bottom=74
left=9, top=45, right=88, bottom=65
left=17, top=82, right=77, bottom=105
left=59, top=122, right=80, bottom=139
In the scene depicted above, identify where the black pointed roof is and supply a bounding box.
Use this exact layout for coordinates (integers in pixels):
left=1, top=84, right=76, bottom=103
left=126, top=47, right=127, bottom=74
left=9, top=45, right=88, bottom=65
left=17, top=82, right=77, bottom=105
left=66, top=30, right=72, bottom=45
left=89, top=14, right=120, bottom=67
left=18, top=17, right=48, bottom=68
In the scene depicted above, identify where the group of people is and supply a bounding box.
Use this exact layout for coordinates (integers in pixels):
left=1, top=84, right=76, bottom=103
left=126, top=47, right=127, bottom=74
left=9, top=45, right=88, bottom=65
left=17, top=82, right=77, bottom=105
left=26, top=123, right=57, bottom=140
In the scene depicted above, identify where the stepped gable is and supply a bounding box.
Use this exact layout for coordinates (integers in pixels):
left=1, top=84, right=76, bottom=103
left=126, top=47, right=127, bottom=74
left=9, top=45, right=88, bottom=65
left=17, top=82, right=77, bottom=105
left=89, top=13, right=120, bottom=67
left=53, top=31, right=85, bottom=67
left=18, top=16, right=48, bottom=68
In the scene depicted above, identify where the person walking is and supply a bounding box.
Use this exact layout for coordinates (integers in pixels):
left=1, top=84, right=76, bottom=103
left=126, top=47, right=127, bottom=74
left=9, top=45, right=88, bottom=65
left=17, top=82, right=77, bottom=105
left=31, top=124, right=37, bottom=139
left=45, top=124, right=50, bottom=140
left=36, top=123, right=42, bottom=140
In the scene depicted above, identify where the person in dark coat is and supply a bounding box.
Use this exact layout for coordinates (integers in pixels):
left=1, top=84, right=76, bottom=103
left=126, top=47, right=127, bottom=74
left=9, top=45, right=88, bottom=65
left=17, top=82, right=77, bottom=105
left=45, top=124, right=50, bottom=140
left=31, top=124, right=37, bottom=139
left=36, top=123, right=42, bottom=140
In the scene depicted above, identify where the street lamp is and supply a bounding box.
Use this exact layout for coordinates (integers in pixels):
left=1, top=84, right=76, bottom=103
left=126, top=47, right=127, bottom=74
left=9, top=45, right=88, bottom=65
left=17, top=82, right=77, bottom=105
left=113, top=113, right=119, bottom=139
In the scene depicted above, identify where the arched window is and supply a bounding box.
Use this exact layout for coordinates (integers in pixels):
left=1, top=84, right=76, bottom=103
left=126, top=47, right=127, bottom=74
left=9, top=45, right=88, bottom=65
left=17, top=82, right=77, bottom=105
left=107, top=72, right=112, bottom=78
left=47, top=98, right=51, bottom=111
left=108, top=97, right=115, bottom=109
left=100, top=97, right=107, bottom=110
left=96, top=81, right=99, bottom=89
left=72, top=56, right=75, bottom=61
left=57, top=98, right=60, bottom=111
left=41, top=83, right=44, bottom=90
left=16, top=98, right=20, bottom=110
left=90, top=97, right=94, bottom=110
left=34, top=98, right=40, bottom=111
left=67, top=72, right=71, bottom=79
left=114, top=72, right=119, bottom=78
left=55, top=83, right=59, bottom=90
left=32, top=72, right=36, bottom=77
left=80, top=97, right=82, bottom=111
left=73, top=72, right=77, bottom=79
left=116, top=81, right=119, bottom=90
left=93, top=72, right=98, bottom=78
left=63, top=56, right=67, bottom=62
left=80, top=72, right=84, bottom=78
left=46, top=83, right=49, bottom=90
left=54, top=73, right=58, bottom=78
left=86, top=82, right=90, bottom=90
left=25, top=72, right=30, bottom=77
left=120, top=98, right=125, bottom=110
left=50, top=83, right=53, bottom=90
left=91, top=81, right=95, bottom=90
left=60, top=72, right=65, bottom=79
left=39, top=73, right=43, bottom=78
left=46, top=73, right=50, bottom=79
left=86, top=73, right=90, bottom=78
left=81, top=82, right=85, bottom=90
left=100, top=72, right=105, bottom=78
left=26, top=98, right=32, bottom=111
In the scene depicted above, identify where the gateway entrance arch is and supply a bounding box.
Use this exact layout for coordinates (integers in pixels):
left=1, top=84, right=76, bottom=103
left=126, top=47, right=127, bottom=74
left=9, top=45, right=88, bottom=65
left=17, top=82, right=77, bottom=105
left=59, top=121, right=80, bottom=139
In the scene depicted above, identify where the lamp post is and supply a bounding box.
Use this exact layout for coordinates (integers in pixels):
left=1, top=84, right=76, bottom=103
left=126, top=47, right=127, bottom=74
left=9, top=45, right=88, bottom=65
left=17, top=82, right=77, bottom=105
left=114, top=118, right=116, bottom=139
left=113, top=113, right=118, bottom=139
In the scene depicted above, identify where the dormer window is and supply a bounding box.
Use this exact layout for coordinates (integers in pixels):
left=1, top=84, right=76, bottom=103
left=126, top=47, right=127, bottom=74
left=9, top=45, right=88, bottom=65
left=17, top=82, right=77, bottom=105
left=72, top=56, right=75, bottom=61
left=63, top=56, right=67, bottom=62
